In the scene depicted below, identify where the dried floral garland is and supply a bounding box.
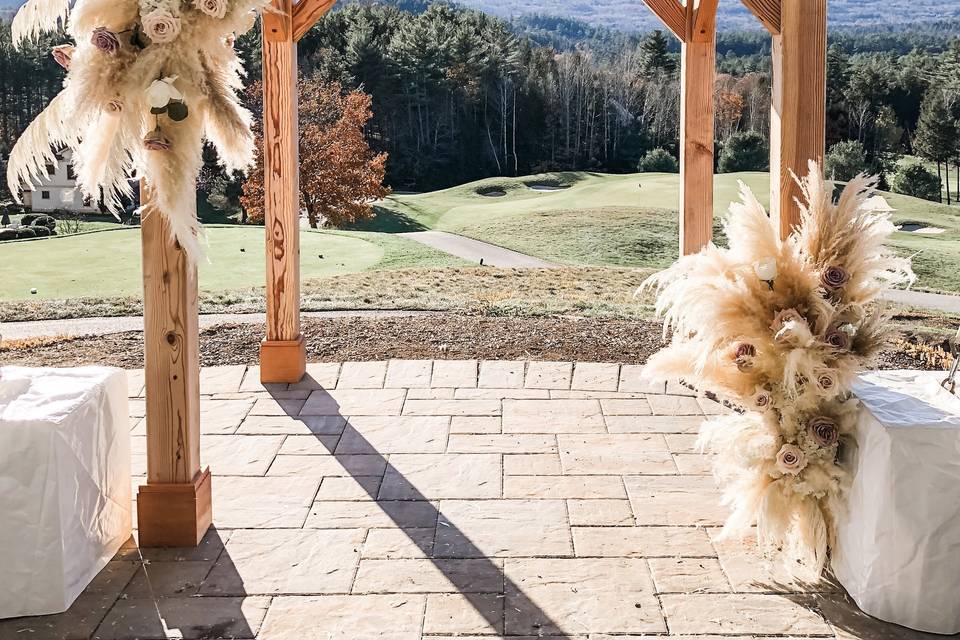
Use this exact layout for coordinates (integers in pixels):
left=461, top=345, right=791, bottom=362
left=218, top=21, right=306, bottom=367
left=7, top=0, right=268, bottom=260
left=642, top=163, right=914, bottom=577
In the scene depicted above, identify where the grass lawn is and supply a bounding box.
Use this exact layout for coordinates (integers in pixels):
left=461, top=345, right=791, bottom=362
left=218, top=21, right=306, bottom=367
left=373, top=171, right=960, bottom=292
left=0, top=225, right=463, bottom=301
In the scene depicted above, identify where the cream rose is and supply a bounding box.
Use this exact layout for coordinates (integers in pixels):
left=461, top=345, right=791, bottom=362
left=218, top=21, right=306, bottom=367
left=194, top=0, right=228, bottom=19
left=775, top=444, right=807, bottom=476
left=753, top=257, right=778, bottom=282
left=143, top=8, right=182, bottom=44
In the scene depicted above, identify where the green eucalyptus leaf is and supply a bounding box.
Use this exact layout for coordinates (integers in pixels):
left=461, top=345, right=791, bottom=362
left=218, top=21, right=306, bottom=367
left=167, top=101, right=189, bottom=122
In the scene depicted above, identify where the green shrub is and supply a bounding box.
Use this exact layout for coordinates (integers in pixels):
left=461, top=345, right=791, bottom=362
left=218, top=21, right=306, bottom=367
left=32, top=226, right=52, bottom=237
left=0, top=228, right=17, bottom=241
left=638, top=148, right=679, bottom=173
left=30, top=214, right=56, bottom=230
left=891, top=162, right=942, bottom=202
left=718, top=131, right=769, bottom=172
left=20, top=213, right=40, bottom=226
left=16, top=227, right=37, bottom=239
left=824, top=140, right=869, bottom=181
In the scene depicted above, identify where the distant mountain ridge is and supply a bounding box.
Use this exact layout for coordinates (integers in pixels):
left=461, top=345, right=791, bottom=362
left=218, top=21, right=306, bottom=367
left=3, top=0, right=958, bottom=32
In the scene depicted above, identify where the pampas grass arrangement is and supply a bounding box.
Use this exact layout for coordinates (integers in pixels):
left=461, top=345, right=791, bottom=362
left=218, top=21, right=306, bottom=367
left=642, top=162, right=914, bottom=577
left=7, top=0, right=268, bottom=261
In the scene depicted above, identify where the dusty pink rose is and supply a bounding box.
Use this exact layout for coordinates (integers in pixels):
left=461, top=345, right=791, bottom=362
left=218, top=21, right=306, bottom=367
left=821, top=265, right=850, bottom=291
left=752, top=389, right=772, bottom=411
left=194, top=0, right=228, bottom=19
left=91, top=27, right=120, bottom=54
left=51, top=44, right=74, bottom=69
left=143, top=129, right=172, bottom=151
left=808, top=416, right=839, bottom=447
left=775, top=444, right=807, bottom=475
left=824, top=325, right=850, bottom=350
left=732, top=342, right=756, bottom=370
left=143, top=9, right=182, bottom=44
left=815, top=369, right=838, bottom=393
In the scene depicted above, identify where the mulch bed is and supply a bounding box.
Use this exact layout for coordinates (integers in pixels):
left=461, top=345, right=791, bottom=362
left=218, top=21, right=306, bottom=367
left=1, top=313, right=939, bottom=371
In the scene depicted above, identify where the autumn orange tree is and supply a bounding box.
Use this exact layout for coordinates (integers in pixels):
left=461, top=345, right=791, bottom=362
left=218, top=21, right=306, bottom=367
left=241, top=78, right=390, bottom=228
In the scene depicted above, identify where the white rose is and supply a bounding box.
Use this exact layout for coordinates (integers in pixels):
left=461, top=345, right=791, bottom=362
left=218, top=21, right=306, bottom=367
left=753, top=258, right=778, bottom=282
left=146, top=77, right=182, bottom=109
left=194, top=0, right=228, bottom=19
left=143, top=8, right=182, bottom=44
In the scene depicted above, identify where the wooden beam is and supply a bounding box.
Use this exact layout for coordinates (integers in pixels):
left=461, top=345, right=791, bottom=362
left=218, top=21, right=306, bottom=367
left=260, top=0, right=306, bottom=383
left=740, top=0, right=781, bottom=34
left=137, top=183, right=211, bottom=548
left=292, top=0, right=336, bottom=41
left=770, top=0, right=826, bottom=239
left=679, top=0, right=717, bottom=255
left=642, top=0, right=686, bottom=41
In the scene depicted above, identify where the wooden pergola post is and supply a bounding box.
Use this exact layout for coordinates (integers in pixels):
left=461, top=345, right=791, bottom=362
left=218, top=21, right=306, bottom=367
left=643, top=0, right=718, bottom=256
left=742, top=0, right=827, bottom=238
left=259, top=0, right=336, bottom=383
left=137, top=183, right=211, bottom=548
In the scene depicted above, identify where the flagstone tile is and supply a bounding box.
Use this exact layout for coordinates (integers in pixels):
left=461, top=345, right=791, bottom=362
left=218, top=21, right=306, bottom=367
left=126, top=368, right=145, bottom=398
left=128, top=399, right=145, bottom=418
left=454, top=387, right=549, bottom=399
left=567, top=499, right=634, bottom=526
left=434, top=500, right=572, bottom=558
left=199, top=398, right=255, bottom=434
left=571, top=526, right=716, bottom=558
left=558, top=434, right=674, bottom=474
left=599, top=398, right=653, bottom=416
left=674, top=453, right=713, bottom=475
left=606, top=414, right=705, bottom=433
left=201, top=528, right=363, bottom=595
left=625, top=476, right=727, bottom=527
left=288, top=363, right=341, bottom=390
left=424, top=593, right=504, bottom=634
left=709, top=530, right=838, bottom=594
left=336, top=361, right=387, bottom=388
left=402, top=399, right=501, bottom=416
left=525, top=361, right=572, bottom=389
left=479, top=360, right=526, bottom=388
left=249, top=397, right=305, bottom=416
left=504, top=558, right=665, bottom=635
left=502, top=399, right=604, bottom=433
left=450, top=416, right=501, bottom=434
left=0, top=593, right=118, bottom=640
left=665, top=433, right=701, bottom=454
left=336, top=416, right=449, bottom=454
left=503, top=453, right=562, bottom=475
left=353, top=558, right=503, bottom=593
left=94, top=596, right=269, bottom=640
left=212, top=477, right=318, bottom=529
left=699, top=396, right=731, bottom=415
left=816, top=593, right=937, bottom=640
left=361, top=527, right=435, bottom=559
left=659, top=593, right=831, bottom=635
left=379, top=454, right=501, bottom=499
left=619, top=365, right=666, bottom=393
left=300, top=388, right=406, bottom=416
left=406, top=387, right=456, bottom=399
left=432, top=359, right=478, bottom=388
left=647, top=395, right=704, bottom=416
left=648, top=557, right=731, bottom=594
left=503, top=475, right=625, bottom=499
left=550, top=390, right=647, bottom=399
left=305, top=500, right=438, bottom=529
left=200, top=434, right=283, bottom=476
left=267, top=454, right=386, bottom=478
left=315, top=475, right=382, bottom=500
left=237, top=414, right=345, bottom=435
left=258, top=595, right=424, bottom=640
left=239, top=366, right=286, bottom=393
left=447, top=433, right=557, bottom=454
left=138, top=528, right=230, bottom=562
left=571, top=362, right=621, bottom=391
left=199, top=365, right=247, bottom=395
left=384, top=359, right=432, bottom=388
left=122, top=561, right=212, bottom=598
left=275, top=434, right=344, bottom=455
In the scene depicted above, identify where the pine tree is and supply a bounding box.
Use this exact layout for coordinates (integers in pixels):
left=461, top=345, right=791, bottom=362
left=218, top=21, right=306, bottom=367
left=639, top=30, right=675, bottom=77
left=915, top=90, right=958, bottom=204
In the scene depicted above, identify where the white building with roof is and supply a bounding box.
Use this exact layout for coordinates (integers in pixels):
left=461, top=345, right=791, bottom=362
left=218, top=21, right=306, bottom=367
left=21, top=149, right=101, bottom=213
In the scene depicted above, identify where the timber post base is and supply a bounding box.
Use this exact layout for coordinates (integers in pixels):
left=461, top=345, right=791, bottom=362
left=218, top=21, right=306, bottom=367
left=137, top=468, right=212, bottom=548
left=260, top=335, right=307, bottom=383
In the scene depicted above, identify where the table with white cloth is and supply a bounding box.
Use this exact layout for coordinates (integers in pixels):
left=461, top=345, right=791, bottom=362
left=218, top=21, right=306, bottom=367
left=833, top=370, right=960, bottom=635
left=0, top=366, right=131, bottom=620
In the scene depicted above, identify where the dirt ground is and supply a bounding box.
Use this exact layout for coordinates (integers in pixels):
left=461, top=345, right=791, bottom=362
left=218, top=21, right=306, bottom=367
left=1, top=313, right=940, bottom=371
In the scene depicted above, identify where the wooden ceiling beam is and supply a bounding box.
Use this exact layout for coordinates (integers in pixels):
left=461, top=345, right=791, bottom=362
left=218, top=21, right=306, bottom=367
left=692, top=0, right=719, bottom=42
left=292, top=0, right=336, bottom=41
left=740, top=0, right=781, bottom=34
left=642, top=0, right=687, bottom=41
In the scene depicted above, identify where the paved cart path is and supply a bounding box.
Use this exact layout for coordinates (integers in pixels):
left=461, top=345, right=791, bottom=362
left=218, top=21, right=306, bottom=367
left=400, top=230, right=559, bottom=268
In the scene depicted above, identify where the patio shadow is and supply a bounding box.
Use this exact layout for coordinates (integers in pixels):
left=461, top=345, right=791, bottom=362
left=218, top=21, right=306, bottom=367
left=272, top=379, right=575, bottom=637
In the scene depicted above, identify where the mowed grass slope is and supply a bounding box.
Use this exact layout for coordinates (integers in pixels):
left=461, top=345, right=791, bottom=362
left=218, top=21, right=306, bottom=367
left=373, top=171, right=960, bottom=291
left=0, top=225, right=464, bottom=300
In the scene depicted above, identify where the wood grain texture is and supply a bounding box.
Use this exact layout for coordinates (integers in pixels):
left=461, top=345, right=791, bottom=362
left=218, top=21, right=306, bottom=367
left=740, top=0, right=781, bottom=34
left=642, top=0, right=686, bottom=41
left=138, top=469, right=212, bottom=548
left=770, top=0, right=826, bottom=239
left=679, top=10, right=716, bottom=255
left=692, top=0, right=719, bottom=41
left=140, top=182, right=201, bottom=486
left=292, top=0, right=337, bottom=41
left=262, top=0, right=301, bottom=345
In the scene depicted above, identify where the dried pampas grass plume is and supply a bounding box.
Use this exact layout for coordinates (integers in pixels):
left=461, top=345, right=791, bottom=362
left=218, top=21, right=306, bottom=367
left=642, top=163, right=913, bottom=577
left=11, top=0, right=69, bottom=45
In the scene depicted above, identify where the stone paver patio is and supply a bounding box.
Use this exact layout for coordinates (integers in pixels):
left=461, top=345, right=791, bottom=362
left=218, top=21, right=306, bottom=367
left=2, top=361, right=944, bottom=639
